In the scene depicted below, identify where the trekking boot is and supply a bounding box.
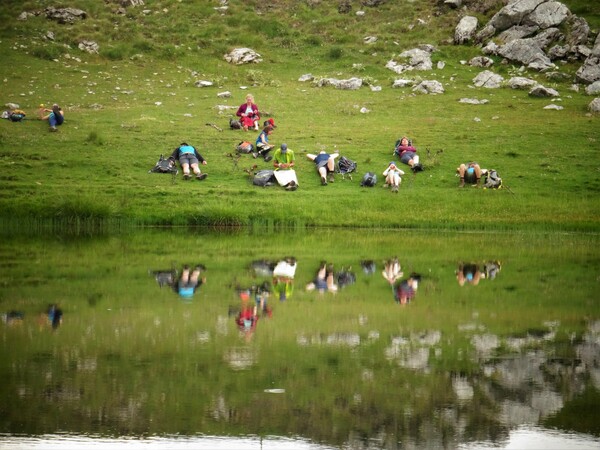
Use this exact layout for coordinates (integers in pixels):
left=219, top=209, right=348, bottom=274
left=321, top=176, right=327, bottom=186
left=196, top=173, right=208, bottom=181
left=264, top=155, right=273, bottom=162
left=475, top=178, right=481, bottom=188
left=285, top=181, right=297, bottom=191
left=183, top=173, right=191, bottom=180
left=252, top=153, right=258, bottom=159
left=328, top=173, right=335, bottom=183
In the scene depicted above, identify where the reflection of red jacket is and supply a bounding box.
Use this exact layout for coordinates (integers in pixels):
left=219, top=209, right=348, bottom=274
left=236, top=308, right=258, bottom=331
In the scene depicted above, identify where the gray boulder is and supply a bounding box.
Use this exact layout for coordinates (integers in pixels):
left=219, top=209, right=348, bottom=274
left=455, top=16, right=478, bottom=45
left=507, top=76, right=539, bottom=89
left=528, top=85, right=560, bottom=97
left=523, top=1, right=570, bottom=29
left=44, top=7, right=87, bottom=24
left=473, top=70, right=504, bottom=88
left=566, top=15, right=590, bottom=47
left=576, top=34, right=600, bottom=84
left=587, top=97, right=600, bottom=113
left=412, top=80, right=444, bottom=94
left=488, top=0, right=546, bottom=33
left=224, top=48, right=262, bottom=65
left=497, top=24, right=539, bottom=44
left=497, top=38, right=555, bottom=71
left=469, top=56, right=494, bottom=68
left=584, top=81, right=600, bottom=95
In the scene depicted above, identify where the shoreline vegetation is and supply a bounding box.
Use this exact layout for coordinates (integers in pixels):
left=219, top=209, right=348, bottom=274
left=0, top=0, right=599, bottom=234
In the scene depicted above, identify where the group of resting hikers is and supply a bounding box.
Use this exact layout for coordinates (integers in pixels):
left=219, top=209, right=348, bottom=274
left=153, top=93, right=500, bottom=190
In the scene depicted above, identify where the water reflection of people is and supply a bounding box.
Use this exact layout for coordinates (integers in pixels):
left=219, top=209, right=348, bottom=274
left=306, top=262, right=338, bottom=293
left=175, top=264, right=206, bottom=299
left=272, top=257, right=296, bottom=301
left=233, top=282, right=272, bottom=340
left=457, top=263, right=482, bottom=286
left=39, top=304, right=63, bottom=329
left=394, top=273, right=421, bottom=305
left=382, top=257, right=403, bottom=284
left=1, top=311, right=24, bottom=327
left=457, top=261, right=501, bottom=286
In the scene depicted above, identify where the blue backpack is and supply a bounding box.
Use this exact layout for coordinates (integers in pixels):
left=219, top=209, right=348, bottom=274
left=360, top=172, right=377, bottom=187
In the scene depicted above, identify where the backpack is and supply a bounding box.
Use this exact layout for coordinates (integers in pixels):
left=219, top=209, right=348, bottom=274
left=9, top=109, right=26, bottom=122
left=360, top=172, right=377, bottom=187
left=337, top=156, right=357, bottom=179
left=237, top=141, right=254, bottom=154
left=483, top=169, right=502, bottom=189
left=149, top=154, right=178, bottom=175
left=253, top=169, right=276, bottom=187
left=230, top=118, right=242, bottom=130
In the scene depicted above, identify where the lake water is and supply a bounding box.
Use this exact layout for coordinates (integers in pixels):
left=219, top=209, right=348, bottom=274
left=0, top=228, right=598, bottom=449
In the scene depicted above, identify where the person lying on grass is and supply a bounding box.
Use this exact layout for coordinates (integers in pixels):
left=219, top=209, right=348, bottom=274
left=457, top=162, right=481, bottom=187
left=306, top=150, right=338, bottom=186
left=169, top=143, right=208, bottom=181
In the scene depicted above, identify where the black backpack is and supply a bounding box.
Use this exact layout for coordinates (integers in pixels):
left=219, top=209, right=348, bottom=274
left=337, top=156, right=357, bottom=180
left=360, top=172, right=377, bottom=187
left=9, top=110, right=26, bottom=122
left=253, top=169, right=276, bottom=187
left=149, top=154, right=178, bottom=176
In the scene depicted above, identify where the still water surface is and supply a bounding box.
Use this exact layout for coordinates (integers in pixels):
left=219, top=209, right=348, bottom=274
left=0, top=229, right=598, bottom=449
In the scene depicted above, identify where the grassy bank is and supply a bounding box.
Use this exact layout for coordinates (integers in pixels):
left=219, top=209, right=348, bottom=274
left=0, top=0, right=599, bottom=232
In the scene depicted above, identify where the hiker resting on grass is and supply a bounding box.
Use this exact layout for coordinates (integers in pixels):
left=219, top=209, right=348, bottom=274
left=383, top=161, right=405, bottom=193
left=272, top=143, right=298, bottom=191
left=394, top=136, right=422, bottom=172
left=457, top=162, right=481, bottom=188
left=169, top=143, right=208, bottom=181
left=41, top=104, right=64, bottom=132
left=236, top=94, right=261, bottom=131
left=306, top=150, right=338, bottom=186
left=254, top=125, right=275, bottom=161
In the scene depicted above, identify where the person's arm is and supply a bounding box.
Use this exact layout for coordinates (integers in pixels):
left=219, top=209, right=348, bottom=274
left=169, top=148, right=179, bottom=161
left=194, top=148, right=207, bottom=165
left=236, top=104, right=244, bottom=117
left=383, top=167, right=390, bottom=176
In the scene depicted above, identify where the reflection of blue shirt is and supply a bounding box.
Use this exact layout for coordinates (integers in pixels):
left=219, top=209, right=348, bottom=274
left=178, top=286, right=194, bottom=298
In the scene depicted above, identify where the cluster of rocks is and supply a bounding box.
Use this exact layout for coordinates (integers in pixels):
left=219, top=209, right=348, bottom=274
left=18, top=6, right=87, bottom=24
left=223, top=48, right=262, bottom=65
left=454, top=0, right=599, bottom=85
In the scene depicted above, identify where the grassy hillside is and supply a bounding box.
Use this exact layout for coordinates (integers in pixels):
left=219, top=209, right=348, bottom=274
left=0, top=0, right=599, bottom=231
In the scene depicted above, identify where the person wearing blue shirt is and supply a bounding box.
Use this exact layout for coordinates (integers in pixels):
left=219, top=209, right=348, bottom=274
left=169, top=142, right=208, bottom=180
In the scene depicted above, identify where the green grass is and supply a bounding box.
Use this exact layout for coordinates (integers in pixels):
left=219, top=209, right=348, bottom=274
left=0, top=0, right=599, bottom=232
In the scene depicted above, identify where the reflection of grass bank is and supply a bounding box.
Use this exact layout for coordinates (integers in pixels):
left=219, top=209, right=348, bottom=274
left=0, top=230, right=597, bottom=440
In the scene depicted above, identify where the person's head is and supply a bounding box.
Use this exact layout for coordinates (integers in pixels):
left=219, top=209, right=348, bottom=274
left=400, top=137, right=409, bottom=145
left=246, top=94, right=254, bottom=103
left=180, top=142, right=188, bottom=147
left=52, top=104, right=60, bottom=114
left=265, top=118, right=276, bottom=128
left=389, top=161, right=397, bottom=169
left=280, top=143, right=288, bottom=153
